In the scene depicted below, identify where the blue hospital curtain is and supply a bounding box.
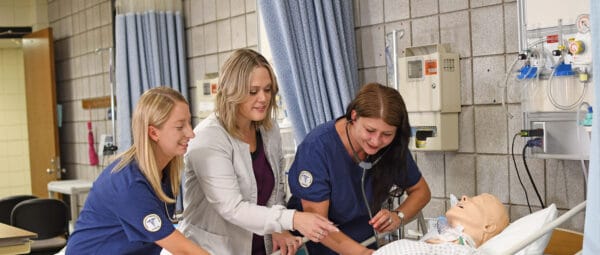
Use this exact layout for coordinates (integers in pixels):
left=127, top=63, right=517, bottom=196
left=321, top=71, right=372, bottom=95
left=258, top=0, right=360, bottom=142
left=115, top=0, right=188, bottom=149
left=583, top=1, right=599, bottom=253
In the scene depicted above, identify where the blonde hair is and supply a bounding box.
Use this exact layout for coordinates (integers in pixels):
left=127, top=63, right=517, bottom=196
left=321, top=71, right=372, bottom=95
left=112, top=86, right=187, bottom=203
left=215, top=49, right=279, bottom=140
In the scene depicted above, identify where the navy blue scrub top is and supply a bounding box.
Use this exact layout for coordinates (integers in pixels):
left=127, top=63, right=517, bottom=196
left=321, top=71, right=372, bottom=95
left=66, top=160, right=176, bottom=255
left=288, top=120, right=422, bottom=255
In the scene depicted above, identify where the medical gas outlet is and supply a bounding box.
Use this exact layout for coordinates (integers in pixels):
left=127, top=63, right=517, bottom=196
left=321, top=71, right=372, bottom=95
left=398, top=44, right=460, bottom=151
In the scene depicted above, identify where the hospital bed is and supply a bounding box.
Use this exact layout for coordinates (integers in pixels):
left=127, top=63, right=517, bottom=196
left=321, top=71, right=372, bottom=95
left=53, top=201, right=584, bottom=255
left=272, top=201, right=586, bottom=255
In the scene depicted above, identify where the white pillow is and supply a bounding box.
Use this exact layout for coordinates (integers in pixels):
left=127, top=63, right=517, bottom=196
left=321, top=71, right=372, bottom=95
left=479, top=204, right=557, bottom=255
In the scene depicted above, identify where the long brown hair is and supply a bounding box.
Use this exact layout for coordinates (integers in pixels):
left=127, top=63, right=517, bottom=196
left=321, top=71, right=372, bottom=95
left=215, top=49, right=279, bottom=140
left=344, top=83, right=412, bottom=211
left=112, top=87, right=186, bottom=203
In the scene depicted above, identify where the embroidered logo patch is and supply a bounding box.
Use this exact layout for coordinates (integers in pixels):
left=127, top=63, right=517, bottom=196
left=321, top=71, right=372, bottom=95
left=299, top=170, right=313, bottom=188
left=143, top=214, right=162, bottom=232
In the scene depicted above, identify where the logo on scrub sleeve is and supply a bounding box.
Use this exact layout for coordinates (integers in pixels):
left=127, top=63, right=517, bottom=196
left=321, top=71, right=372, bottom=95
left=143, top=214, right=162, bottom=232
left=299, top=170, right=313, bottom=188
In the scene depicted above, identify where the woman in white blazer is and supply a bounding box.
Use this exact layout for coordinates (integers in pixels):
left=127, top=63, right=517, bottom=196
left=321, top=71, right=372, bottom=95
left=179, top=49, right=338, bottom=255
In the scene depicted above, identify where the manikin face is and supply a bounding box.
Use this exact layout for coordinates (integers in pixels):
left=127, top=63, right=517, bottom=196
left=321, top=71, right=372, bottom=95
left=445, top=193, right=508, bottom=247
left=237, top=66, right=272, bottom=127
left=351, top=112, right=397, bottom=155
left=150, top=101, right=195, bottom=164
left=446, top=195, right=488, bottom=227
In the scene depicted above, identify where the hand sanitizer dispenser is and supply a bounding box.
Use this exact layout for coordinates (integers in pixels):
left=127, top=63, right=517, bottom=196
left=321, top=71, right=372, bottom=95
left=398, top=44, right=460, bottom=151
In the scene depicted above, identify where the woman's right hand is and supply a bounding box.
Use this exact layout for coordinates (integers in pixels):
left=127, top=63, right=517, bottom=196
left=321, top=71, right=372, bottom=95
left=292, top=211, right=339, bottom=242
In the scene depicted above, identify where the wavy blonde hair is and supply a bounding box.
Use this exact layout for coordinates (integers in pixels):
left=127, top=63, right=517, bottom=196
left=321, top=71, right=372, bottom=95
left=215, top=49, right=279, bottom=140
left=112, top=86, right=186, bottom=203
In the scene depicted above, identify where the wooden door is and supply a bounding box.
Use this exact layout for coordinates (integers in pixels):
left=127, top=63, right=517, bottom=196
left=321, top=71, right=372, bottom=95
left=23, top=28, right=60, bottom=197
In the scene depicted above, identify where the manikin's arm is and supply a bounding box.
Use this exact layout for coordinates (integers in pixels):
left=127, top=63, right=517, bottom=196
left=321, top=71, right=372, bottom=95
left=156, top=230, right=210, bottom=255
left=301, top=199, right=374, bottom=255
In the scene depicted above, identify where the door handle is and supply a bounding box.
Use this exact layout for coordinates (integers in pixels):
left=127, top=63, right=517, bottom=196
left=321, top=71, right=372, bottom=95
left=47, top=156, right=62, bottom=178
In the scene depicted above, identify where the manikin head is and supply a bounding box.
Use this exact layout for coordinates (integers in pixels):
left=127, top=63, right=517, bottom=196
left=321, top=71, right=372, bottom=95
left=445, top=193, right=509, bottom=247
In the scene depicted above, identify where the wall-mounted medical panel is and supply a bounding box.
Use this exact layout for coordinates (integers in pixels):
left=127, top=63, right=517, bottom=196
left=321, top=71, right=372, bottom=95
left=398, top=44, right=460, bottom=151
left=190, top=74, right=218, bottom=125
left=524, top=0, right=588, bottom=30
left=514, top=0, right=593, bottom=160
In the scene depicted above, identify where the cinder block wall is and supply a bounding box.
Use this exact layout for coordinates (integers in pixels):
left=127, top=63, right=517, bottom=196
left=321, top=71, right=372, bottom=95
left=49, top=0, right=113, bottom=180
left=184, top=0, right=259, bottom=125
left=353, top=0, right=585, bottom=231
left=48, top=0, right=585, bottom=232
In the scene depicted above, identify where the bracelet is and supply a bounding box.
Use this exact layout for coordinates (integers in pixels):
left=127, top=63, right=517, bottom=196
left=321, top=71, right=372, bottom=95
left=394, top=210, right=405, bottom=226
left=394, top=210, right=405, bottom=238
left=394, top=210, right=405, bottom=220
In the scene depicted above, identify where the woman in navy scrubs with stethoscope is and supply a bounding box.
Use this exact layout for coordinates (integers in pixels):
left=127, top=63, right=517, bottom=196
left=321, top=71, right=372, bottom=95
left=288, top=83, right=432, bottom=255
left=66, top=87, right=209, bottom=255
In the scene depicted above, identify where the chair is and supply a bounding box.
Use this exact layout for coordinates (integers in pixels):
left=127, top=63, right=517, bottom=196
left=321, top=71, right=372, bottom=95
left=11, top=198, right=70, bottom=255
left=0, top=194, right=37, bottom=224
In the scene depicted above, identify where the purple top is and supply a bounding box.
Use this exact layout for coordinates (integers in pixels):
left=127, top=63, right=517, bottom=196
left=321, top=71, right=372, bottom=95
left=251, top=131, right=275, bottom=255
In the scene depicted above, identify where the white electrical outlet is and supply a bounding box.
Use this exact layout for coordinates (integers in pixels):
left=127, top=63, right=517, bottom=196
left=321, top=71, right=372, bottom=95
left=98, top=134, right=114, bottom=157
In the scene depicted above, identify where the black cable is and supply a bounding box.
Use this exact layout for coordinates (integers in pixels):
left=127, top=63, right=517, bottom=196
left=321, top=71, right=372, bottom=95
left=512, top=133, right=533, bottom=213
left=522, top=143, right=546, bottom=209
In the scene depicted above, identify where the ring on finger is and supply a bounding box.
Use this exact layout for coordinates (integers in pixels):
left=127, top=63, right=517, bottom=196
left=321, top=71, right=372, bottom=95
left=388, top=217, right=392, bottom=224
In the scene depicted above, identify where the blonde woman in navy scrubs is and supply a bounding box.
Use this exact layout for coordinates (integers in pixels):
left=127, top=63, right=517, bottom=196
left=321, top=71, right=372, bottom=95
left=66, top=87, right=209, bottom=255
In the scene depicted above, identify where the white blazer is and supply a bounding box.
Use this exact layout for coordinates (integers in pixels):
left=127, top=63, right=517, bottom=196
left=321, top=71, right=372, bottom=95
left=178, top=113, right=293, bottom=255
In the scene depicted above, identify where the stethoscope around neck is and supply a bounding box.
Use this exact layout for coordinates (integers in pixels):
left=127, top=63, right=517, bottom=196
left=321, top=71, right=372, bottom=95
left=345, top=121, right=388, bottom=247
left=164, top=201, right=183, bottom=224
left=345, top=121, right=386, bottom=169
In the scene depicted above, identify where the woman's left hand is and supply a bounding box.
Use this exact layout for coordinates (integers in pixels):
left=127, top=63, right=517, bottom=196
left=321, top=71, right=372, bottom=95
left=369, top=209, right=398, bottom=233
left=272, top=231, right=303, bottom=255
